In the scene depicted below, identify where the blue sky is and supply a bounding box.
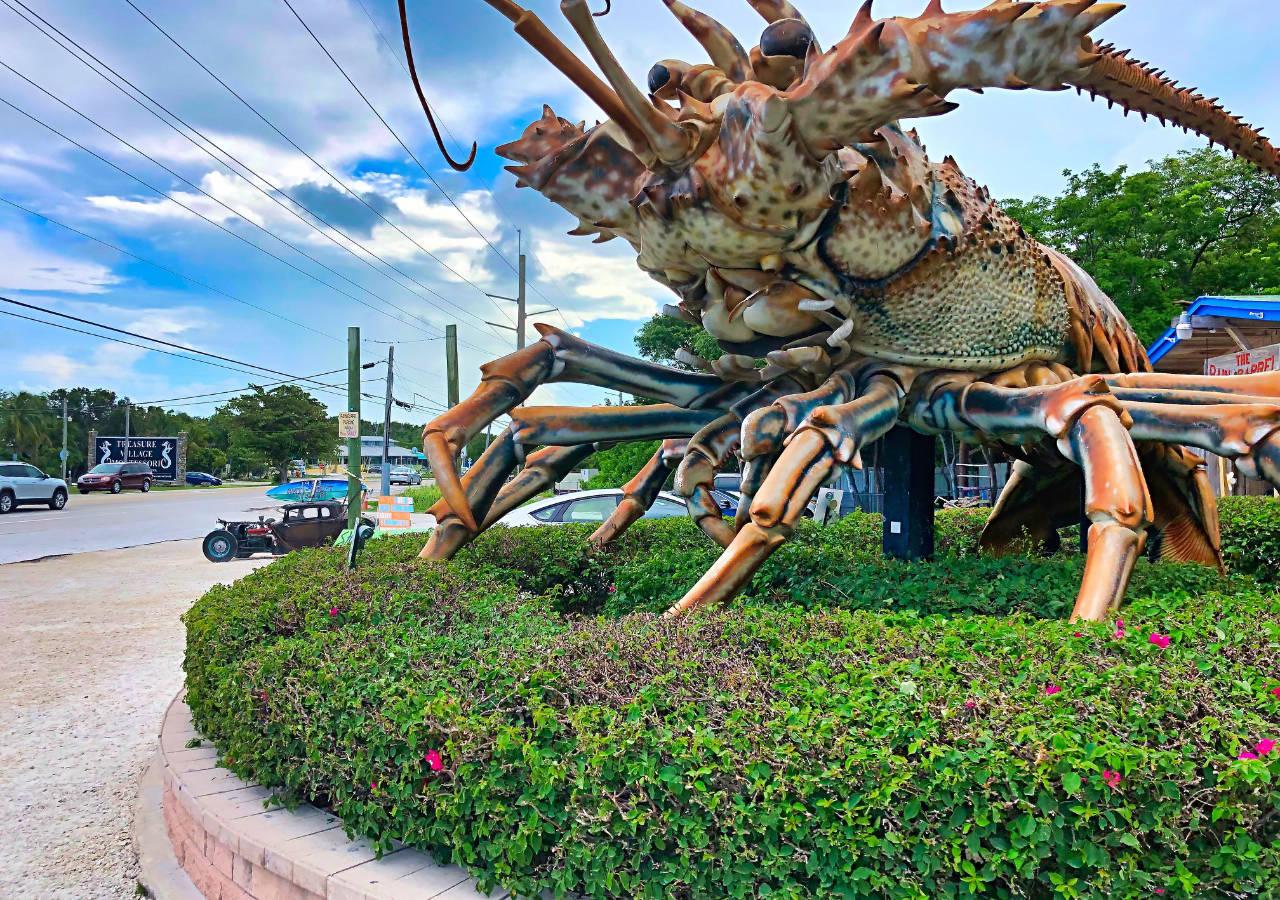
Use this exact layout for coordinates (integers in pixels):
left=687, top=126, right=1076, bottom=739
left=0, top=0, right=1276, bottom=418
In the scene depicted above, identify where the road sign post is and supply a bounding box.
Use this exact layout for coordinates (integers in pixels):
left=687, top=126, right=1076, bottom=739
left=347, top=327, right=361, bottom=533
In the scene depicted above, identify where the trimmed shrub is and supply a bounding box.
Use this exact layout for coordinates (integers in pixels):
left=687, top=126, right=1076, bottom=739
left=185, top=502, right=1280, bottom=899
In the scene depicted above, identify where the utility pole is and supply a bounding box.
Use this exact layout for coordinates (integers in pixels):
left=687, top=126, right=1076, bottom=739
left=60, top=394, right=68, bottom=481
left=380, top=344, right=395, bottom=497
left=485, top=232, right=558, bottom=352
left=445, top=325, right=459, bottom=409
left=123, top=397, right=131, bottom=462
left=347, top=327, right=361, bottom=532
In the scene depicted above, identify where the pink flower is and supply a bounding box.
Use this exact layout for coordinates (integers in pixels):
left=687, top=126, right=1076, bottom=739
left=1271, top=686, right=1280, bottom=699
left=370, top=780, right=378, bottom=791
left=1073, top=631, right=1084, bottom=638
left=1256, top=738, right=1276, bottom=757
left=1044, top=684, right=1062, bottom=696
left=964, top=699, right=977, bottom=710
left=607, top=585, right=617, bottom=594
left=424, top=749, right=444, bottom=772
left=328, top=607, right=339, bottom=617
left=1238, top=750, right=1259, bottom=761
left=1154, top=889, right=1166, bottom=895
left=1102, top=769, right=1122, bottom=789
left=1148, top=632, right=1171, bottom=649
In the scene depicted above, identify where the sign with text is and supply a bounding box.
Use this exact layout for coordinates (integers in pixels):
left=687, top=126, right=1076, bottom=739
left=94, top=436, right=179, bottom=481
left=337, top=412, right=360, bottom=439
left=1205, top=343, right=1279, bottom=377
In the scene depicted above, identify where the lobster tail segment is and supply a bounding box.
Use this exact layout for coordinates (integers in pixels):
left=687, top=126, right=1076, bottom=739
left=1072, top=44, right=1280, bottom=177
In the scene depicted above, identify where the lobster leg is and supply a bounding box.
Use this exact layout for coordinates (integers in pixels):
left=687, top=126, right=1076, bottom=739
left=422, top=401, right=728, bottom=560
left=676, top=377, right=808, bottom=547
left=423, top=327, right=735, bottom=532
left=1120, top=401, right=1280, bottom=490
left=590, top=439, right=687, bottom=547
left=955, top=377, right=1154, bottom=622
left=735, top=369, right=861, bottom=529
left=666, top=373, right=908, bottom=617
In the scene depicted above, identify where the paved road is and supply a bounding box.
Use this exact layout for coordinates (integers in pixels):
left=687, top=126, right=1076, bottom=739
left=0, top=486, right=280, bottom=564
left=0, top=540, right=273, bottom=898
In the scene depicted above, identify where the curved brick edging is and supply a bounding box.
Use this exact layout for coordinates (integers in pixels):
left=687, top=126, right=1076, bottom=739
left=158, top=693, right=504, bottom=900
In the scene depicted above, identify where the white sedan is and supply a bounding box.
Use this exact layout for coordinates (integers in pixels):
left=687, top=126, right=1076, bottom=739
left=498, top=488, right=692, bottom=526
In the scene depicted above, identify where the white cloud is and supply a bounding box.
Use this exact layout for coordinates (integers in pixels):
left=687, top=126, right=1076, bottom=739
left=534, top=238, right=665, bottom=324
left=0, top=230, right=119, bottom=294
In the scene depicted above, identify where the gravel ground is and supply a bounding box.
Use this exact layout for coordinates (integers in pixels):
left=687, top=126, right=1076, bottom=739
left=0, top=541, right=271, bottom=898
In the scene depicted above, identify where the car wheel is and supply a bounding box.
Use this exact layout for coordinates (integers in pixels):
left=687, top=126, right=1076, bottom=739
left=110, top=481, right=122, bottom=494
left=49, top=489, right=67, bottom=510
left=202, top=529, right=238, bottom=563
left=141, top=480, right=151, bottom=493
left=78, top=488, right=90, bottom=495
left=0, top=491, right=13, bottom=514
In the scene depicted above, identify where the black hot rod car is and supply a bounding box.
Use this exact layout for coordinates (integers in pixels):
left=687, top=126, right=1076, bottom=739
left=202, top=500, right=371, bottom=561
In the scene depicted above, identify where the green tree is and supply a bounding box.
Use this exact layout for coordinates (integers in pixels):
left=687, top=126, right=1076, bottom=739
left=0, top=391, right=57, bottom=464
left=221, top=385, right=333, bottom=483
left=1004, top=148, right=1280, bottom=344
left=634, top=315, right=722, bottom=370
left=583, top=439, right=662, bottom=490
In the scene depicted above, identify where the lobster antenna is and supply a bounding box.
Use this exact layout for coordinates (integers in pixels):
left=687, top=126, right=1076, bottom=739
left=398, top=0, right=477, bottom=171
left=661, top=0, right=753, bottom=83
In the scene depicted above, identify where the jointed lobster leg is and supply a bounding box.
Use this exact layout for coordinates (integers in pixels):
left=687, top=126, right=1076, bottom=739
left=676, top=377, right=808, bottom=547
left=666, top=373, right=908, bottom=617
left=1121, top=401, right=1280, bottom=489
left=422, top=402, right=726, bottom=560
left=956, top=377, right=1154, bottom=622
left=735, top=369, right=862, bottom=529
left=590, top=439, right=687, bottom=547
left=422, top=325, right=732, bottom=533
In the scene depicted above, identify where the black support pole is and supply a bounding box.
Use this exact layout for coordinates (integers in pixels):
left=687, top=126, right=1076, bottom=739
left=882, top=426, right=936, bottom=561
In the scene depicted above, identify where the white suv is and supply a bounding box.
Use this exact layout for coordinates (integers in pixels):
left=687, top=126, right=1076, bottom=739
left=0, top=462, right=69, bottom=513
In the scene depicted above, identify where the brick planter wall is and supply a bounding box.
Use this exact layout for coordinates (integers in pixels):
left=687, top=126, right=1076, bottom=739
left=158, top=695, right=501, bottom=899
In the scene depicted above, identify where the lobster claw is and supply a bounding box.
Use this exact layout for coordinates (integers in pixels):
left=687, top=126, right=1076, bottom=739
left=424, top=431, right=478, bottom=533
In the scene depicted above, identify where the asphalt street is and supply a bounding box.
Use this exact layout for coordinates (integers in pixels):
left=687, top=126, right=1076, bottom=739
left=0, top=485, right=280, bottom=564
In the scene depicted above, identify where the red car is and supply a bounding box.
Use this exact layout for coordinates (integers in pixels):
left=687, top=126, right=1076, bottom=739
left=76, top=462, right=154, bottom=494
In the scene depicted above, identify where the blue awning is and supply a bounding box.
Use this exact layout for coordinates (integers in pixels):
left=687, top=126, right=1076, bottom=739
left=1147, top=296, right=1280, bottom=366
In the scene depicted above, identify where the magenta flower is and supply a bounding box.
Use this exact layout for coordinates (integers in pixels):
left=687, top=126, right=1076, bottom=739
left=370, top=779, right=378, bottom=791
left=1239, top=750, right=1259, bottom=761
left=1102, top=769, right=1122, bottom=789
left=328, top=607, right=339, bottom=617
left=607, top=584, right=617, bottom=594
left=424, top=749, right=444, bottom=772
left=1148, top=632, right=1171, bottom=649
left=1154, top=889, right=1166, bottom=895
left=1271, top=686, right=1280, bottom=699
left=1073, top=631, right=1084, bottom=638
left=1257, top=738, right=1276, bottom=756
left=964, top=699, right=977, bottom=710
left=1044, top=684, right=1062, bottom=696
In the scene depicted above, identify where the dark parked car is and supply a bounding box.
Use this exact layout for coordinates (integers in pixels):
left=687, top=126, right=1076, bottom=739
left=186, top=471, right=223, bottom=486
left=203, top=501, right=369, bottom=561
left=76, top=462, right=154, bottom=494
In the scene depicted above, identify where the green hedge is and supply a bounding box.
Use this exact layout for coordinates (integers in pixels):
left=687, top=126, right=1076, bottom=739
left=184, top=497, right=1280, bottom=898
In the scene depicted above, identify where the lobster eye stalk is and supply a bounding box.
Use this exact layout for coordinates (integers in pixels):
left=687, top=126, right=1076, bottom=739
left=398, top=0, right=477, bottom=171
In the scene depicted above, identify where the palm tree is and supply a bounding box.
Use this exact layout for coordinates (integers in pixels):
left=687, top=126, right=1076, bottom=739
left=0, top=391, right=55, bottom=461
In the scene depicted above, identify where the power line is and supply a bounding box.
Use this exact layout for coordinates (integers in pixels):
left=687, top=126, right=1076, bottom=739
left=0, top=194, right=340, bottom=344
left=0, top=0, right=510, bottom=355
left=120, top=0, right=516, bottom=345
left=0, top=94, right=452, bottom=344
left=0, top=295, right=355, bottom=393
left=279, top=0, right=517, bottom=322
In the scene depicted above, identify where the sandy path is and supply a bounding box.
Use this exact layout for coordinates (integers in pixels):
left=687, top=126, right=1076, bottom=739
left=0, top=541, right=271, bottom=898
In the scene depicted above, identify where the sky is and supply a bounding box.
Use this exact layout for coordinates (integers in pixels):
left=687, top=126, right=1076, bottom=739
left=0, top=0, right=1276, bottom=421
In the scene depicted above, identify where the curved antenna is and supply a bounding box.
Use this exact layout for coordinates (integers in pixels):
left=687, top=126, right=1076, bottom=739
left=398, top=0, right=478, bottom=171
left=661, top=0, right=753, bottom=84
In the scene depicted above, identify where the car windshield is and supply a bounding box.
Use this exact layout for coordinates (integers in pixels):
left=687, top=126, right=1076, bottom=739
left=89, top=464, right=124, bottom=474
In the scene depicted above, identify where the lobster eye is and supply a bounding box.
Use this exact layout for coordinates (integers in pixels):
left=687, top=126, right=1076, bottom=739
left=760, top=18, right=813, bottom=59
left=647, top=63, right=672, bottom=94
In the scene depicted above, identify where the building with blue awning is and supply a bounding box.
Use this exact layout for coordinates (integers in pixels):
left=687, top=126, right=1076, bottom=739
left=1146, top=296, right=1280, bottom=497
left=1147, top=296, right=1280, bottom=375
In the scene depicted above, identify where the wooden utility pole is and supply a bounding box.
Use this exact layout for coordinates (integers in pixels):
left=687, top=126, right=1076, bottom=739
left=123, top=398, right=131, bottom=462
left=445, top=325, right=459, bottom=409
left=346, top=326, right=361, bottom=532
left=379, top=344, right=395, bottom=497
left=485, top=235, right=558, bottom=352
left=60, top=395, right=68, bottom=481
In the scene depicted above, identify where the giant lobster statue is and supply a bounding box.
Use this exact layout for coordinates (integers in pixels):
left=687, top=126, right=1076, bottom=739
left=402, top=0, right=1280, bottom=622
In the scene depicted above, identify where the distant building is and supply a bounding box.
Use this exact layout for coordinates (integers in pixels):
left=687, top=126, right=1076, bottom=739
left=336, top=436, right=420, bottom=467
